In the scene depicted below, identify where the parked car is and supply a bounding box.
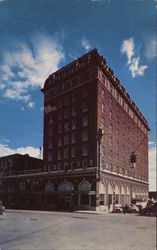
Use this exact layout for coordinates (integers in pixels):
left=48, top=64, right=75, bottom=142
left=114, top=204, right=123, bottom=213
left=0, top=200, right=5, bottom=214
left=140, top=202, right=157, bottom=215
left=121, top=203, right=139, bottom=213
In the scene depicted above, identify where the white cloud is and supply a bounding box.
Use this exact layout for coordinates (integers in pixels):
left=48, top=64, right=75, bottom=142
left=121, top=38, right=147, bottom=78
left=0, top=33, right=65, bottom=103
left=81, top=38, right=91, bottom=51
left=149, top=142, right=156, bottom=191
left=21, top=106, right=25, bottom=111
left=121, top=38, right=134, bottom=64
left=27, top=101, right=35, bottom=109
left=0, top=143, right=42, bottom=159
left=129, top=57, right=147, bottom=78
left=145, top=37, right=156, bottom=60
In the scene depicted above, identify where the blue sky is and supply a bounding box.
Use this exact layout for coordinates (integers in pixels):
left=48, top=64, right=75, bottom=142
left=0, top=0, right=156, bottom=190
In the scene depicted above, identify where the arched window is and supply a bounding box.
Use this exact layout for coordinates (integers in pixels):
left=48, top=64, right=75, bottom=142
left=78, top=180, right=91, bottom=192
left=58, top=181, right=74, bottom=192
left=44, top=181, right=54, bottom=193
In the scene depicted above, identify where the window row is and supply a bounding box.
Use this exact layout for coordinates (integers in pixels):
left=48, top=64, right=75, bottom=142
left=101, top=84, right=147, bottom=134
left=48, top=145, right=88, bottom=161
left=47, top=158, right=94, bottom=172
left=48, top=130, right=88, bottom=148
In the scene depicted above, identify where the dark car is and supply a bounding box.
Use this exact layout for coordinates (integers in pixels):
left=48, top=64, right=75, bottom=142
left=0, top=200, right=5, bottom=214
left=140, top=202, right=157, bottom=215
left=122, top=204, right=139, bottom=213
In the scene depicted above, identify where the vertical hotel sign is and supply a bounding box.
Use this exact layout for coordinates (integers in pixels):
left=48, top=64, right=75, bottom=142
left=45, top=104, right=56, bottom=114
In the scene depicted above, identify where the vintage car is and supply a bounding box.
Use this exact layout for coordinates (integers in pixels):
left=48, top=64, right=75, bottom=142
left=0, top=200, right=5, bottom=214
left=140, top=202, right=157, bottom=215
left=121, top=203, right=139, bottom=213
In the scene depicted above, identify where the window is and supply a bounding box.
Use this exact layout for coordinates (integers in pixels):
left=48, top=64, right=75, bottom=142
left=58, top=99, right=62, bottom=108
left=71, top=161, right=76, bottom=170
left=72, top=94, right=76, bottom=103
left=58, top=112, right=62, bottom=121
left=102, top=90, right=105, bottom=99
left=49, top=126, right=53, bottom=136
left=58, top=123, right=62, bottom=134
left=82, top=159, right=88, bottom=169
left=82, top=144, right=88, bottom=156
left=64, top=95, right=69, bottom=105
left=83, top=101, right=88, bottom=112
left=122, top=156, right=125, bottom=163
left=102, top=118, right=105, bottom=128
left=116, top=116, right=119, bottom=124
left=48, top=152, right=52, bottom=161
left=72, top=119, right=76, bottom=130
left=58, top=137, right=62, bottom=146
left=53, top=164, right=57, bottom=171
left=72, top=106, right=76, bottom=116
left=64, top=121, right=69, bottom=131
left=116, top=154, right=119, bottom=163
left=64, top=134, right=69, bottom=145
left=89, top=159, right=93, bottom=167
left=64, top=148, right=69, bottom=158
left=48, top=116, right=53, bottom=124
left=109, top=110, right=112, bottom=119
left=109, top=124, right=112, bottom=133
left=64, top=108, right=69, bottom=118
left=48, top=139, right=52, bottom=149
left=116, top=142, right=119, bottom=150
left=109, top=137, right=112, bottom=147
left=58, top=162, right=62, bottom=171
left=82, top=129, right=88, bottom=141
left=58, top=150, right=62, bottom=160
left=116, top=129, right=119, bottom=138
left=83, top=115, right=88, bottom=127
left=77, top=161, right=80, bottom=168
left=110, top=97, right=113, bottom=107
left=71, top=133, right=76, bottom=144
left=71, top=147, right=76, bottom=158
left=109, top=150, right=112, bottom=161
left=83, top=87, right=88, bottom=98
left=64, top=162, right=69, bottom=171
left=102, top=103, right=105, bottom=113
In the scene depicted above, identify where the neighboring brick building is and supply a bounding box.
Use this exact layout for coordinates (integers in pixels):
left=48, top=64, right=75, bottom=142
left=41, top=49, right=149, bottom=211
left=0, top=154, right=43, bottom=209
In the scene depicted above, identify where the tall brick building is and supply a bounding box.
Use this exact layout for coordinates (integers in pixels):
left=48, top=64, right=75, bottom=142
left=41, top=48, right=149, bottom=211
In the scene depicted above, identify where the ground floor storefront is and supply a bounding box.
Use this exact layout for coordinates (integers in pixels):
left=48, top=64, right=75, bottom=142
left=0, top=171, right=148, bottom=211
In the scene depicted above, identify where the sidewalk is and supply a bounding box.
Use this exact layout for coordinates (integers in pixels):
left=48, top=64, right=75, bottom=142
left=6, top=208, right=110, bottom=215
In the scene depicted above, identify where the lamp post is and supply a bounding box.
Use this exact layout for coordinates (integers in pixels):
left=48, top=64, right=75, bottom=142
left=96, top=128, right=103, bottom=210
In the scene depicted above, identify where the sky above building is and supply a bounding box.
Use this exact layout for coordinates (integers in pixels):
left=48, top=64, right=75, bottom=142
left=0, top=0, right=156, bottom=190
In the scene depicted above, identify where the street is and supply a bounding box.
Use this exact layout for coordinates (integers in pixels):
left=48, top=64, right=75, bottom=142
left=0, top=210, right=156, bottom=250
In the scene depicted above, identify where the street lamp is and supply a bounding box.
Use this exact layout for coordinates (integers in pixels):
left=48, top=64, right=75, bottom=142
left=96, top=128, right=104, bottom=179
left=96, top=128, right=104, bottom=209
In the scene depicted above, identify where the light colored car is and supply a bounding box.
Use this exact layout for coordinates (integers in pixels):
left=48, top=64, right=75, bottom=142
left=114, top=204, right=123, bottom=213
left=0, top=200, right=5, bottom=214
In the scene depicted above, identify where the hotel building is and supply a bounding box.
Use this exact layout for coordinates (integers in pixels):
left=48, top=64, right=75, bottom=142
left=42, top=49, right=149, bottom=211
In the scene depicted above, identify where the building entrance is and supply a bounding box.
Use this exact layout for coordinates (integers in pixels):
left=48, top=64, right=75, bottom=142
left=57, top=195, right=73, bottom=211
